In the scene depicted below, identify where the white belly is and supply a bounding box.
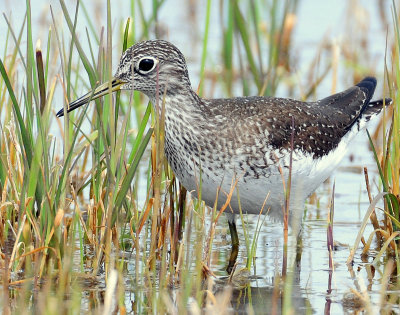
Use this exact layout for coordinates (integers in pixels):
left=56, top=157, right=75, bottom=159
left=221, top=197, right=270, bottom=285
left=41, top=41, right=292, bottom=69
left=174, top=129, right=353, bottom=224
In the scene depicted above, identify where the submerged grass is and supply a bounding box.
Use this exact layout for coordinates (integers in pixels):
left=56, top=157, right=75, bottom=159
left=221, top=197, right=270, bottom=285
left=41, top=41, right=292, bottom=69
left=0, top=0, right=399, bottom=314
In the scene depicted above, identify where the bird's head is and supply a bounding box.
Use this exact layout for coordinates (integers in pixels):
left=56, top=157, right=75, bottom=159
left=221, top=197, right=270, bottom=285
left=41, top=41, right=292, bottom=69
left=56, top=39, right=192, bottom=117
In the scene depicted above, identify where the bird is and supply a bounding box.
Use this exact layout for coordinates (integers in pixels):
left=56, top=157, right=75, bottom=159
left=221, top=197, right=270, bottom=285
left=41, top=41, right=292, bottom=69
left=57, top=39, right=391, bottom=270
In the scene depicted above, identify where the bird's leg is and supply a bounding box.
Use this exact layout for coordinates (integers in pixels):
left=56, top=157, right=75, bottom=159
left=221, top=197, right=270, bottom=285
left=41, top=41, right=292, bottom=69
left=295, top=228, right=303, bottom=266
left=226, top=219, right=239, bottom=274
left=229, top=220, right=239, bottom=247
left=286, top=203, right=304, bottom=277
left=290, top=205, right=304, bottom=266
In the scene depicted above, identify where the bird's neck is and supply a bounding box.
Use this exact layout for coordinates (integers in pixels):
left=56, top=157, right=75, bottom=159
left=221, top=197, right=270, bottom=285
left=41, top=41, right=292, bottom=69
left=149, top=86, right=205, bottom=118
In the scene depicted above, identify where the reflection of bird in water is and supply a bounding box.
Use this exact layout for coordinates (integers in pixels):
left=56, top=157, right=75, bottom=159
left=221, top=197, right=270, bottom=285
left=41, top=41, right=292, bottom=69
left=203, top=263, right=309, bottom=314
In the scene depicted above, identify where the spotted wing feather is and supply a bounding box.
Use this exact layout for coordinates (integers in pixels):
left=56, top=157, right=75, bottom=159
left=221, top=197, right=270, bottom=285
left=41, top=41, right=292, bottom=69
left=205, top=77, right=390, bottom=160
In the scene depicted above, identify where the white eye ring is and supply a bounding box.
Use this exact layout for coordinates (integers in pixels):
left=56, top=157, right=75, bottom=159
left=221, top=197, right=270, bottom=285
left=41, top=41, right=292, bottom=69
left=137, top=56, right=158, bottom=74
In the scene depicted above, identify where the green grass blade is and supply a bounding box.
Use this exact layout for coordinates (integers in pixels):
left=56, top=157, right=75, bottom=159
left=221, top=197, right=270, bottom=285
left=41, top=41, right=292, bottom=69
left=0, top=58, right=33, bottom=163
left=59, top=0, right=96, bottom=83
left=367, top=129, right=398, bottom=227
left=128, top=102, right=151, bottom=164
left=113, top=127, right=153, bottom=226
left=198, top=0, right=211, bottom=96
left=232, top=0, right=261, bottom=91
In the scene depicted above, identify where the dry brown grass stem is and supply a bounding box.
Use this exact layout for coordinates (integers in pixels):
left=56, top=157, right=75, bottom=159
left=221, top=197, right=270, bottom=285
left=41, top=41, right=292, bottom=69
left=203, top=176, right=239, bottom=268
left=363, top=167, right=382, bottom=243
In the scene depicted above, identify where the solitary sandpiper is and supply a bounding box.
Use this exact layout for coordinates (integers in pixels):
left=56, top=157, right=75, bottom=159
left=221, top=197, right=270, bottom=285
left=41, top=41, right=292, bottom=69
left=57, top=40, right=391, bottom=267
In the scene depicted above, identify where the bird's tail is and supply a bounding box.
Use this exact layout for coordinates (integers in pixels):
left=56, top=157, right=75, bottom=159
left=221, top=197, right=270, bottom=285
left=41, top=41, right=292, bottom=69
left=354, top=77, right=391, bottom=125
left=360, top=97, right=392, bottom=124
left=368, top=98, right=392, bottom=107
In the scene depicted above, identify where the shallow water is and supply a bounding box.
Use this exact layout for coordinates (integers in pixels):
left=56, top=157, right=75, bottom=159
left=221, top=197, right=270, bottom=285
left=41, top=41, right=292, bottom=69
left=51, top=134, right=391, bottom=314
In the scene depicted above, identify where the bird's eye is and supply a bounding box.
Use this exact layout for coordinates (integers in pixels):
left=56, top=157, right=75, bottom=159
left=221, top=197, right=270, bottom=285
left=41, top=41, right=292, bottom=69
left=137, top=57, right=157, bottom=73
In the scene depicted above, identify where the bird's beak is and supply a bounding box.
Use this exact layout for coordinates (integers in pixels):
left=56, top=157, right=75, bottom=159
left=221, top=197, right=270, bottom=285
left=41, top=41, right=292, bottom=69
left=56, top=78, right=125, bottom=117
